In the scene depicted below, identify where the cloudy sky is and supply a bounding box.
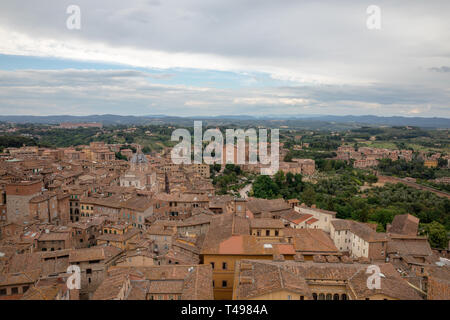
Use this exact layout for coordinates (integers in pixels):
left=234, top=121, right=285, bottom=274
left=0, top=0, right=449, bottom=117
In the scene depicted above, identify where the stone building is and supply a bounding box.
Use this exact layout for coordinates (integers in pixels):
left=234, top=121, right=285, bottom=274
left=6, top=180, right=43, bottom=224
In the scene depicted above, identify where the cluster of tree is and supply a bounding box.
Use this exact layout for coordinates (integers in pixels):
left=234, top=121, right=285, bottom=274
left=212, top=164, right=246, bottom=195
left=315, top=159, right=354, bottom=172
left=377, top=158, right=438, bottom=180
left=252, top=169, right=378, bottom=205
left=0, top=135, right=37, bottom=152
left=251, top=170, right=449, bottom=247
left=284, top=150, right=336, bottom=162
left=420, top=221, right=448, bottom=249
left=115, top=152, right=127, bottom=161
left=253, top=171, right=304, bottom=200
left=346, top=126, right=430, bottom=141
left=35, top=128, right=101, bottom=147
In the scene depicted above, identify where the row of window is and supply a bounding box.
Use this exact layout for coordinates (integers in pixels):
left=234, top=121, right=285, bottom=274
left=255, top=230, right=279, bottom=237
left=0, top=285, right=29, bottom=296
left=149, top=294, right=182, bottom=300
left=312, top=293, right=347, bottom=300
left=210, top=262, right=228, bottom=270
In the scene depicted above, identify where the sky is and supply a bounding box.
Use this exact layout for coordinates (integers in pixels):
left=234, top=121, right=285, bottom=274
left=0, top=0, right=449, bottom=117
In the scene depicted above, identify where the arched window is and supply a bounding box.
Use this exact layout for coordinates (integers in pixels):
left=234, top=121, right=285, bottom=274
left=341, top=294, right=347, bottom=300
left=326, top=294, right=332, bottom=300
left=319, top=293, right=325, bottom=300
left=333, top=294, right=340, bottom=300
left=312, top=293, right=317, bottom=300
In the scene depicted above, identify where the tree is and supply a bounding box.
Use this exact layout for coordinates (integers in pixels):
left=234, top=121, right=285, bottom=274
left=252, top=175, right=280, bottom=199
left=301, top=185, right=316, bottom=206
left=370, top=208, right=396, bottom=231
left=422, top=221, right=448, bottom=249
left=274, top=171, right=286, bottom=188
left=115, top=152, right=127, bottom=161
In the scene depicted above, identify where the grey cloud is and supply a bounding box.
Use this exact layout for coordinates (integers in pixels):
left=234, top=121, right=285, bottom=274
left=430, top=66, right=450, bottom=73
left=0, top=69, right=448, bottom=118
left=0, top=1, right=449, bottom=116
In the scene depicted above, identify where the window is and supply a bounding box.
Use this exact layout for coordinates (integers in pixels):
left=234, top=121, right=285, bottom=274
left=312, top=293, right=317, bottom=300
left=210, top=262, right=215, bottom=269
left=333, top=294, right=340, bottom=300
left=86, top=269, right=92, bottom=274
left=0, top=289, right=6, bottom=296
left=300, top=296, right=304, bottom=300
left=275, top=230, right=279, bottom=236
left=266, top=230, right=270, bottom=236
left=11, top=287, right=19, bottom=295
left=222, top=280, right=227, bottom=288
left=222, top=262, right=227, bottom=270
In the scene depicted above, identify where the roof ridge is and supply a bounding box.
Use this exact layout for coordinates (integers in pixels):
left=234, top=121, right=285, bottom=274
left=305, top=228, right=335, bottom=251
left=277, top=265, right=285, bottom=289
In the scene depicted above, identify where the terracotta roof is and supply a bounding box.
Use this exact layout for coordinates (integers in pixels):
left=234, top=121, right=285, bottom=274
left=104, top=265, right=214, bottom=300
left=201, top=214, right=253, bottom=254
left=249, top=218, right=285, bottom=229
left=234, top=260, right=312, bottom=300
left=332, top=219, right=387, bottom=242
left=388, top=214, right=419, bottom=236
left=92, top=269, right=132, bottom=300
left=246, top=198, right=291, bottom=215
left=234, top=260, right=423, bottom=300
left=69, top=246, right=122, bottom=263
left=37, top=231, right=70, bottom=242
left=305, top=218, right=318, bottom=225
left=121, top=196, right=153, bottom=212
left=348, top=263, right=422, bottom=300
left=291, top=229, right=339, bottom=254
left=387, top=236, right=433, bottom=257
left=21, top=283, right=65, bottom=300
left=156, top=193, right=209, bottom=203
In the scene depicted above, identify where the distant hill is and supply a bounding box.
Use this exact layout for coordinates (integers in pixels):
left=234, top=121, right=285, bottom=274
left=0, top=114, right=448, bottom=128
